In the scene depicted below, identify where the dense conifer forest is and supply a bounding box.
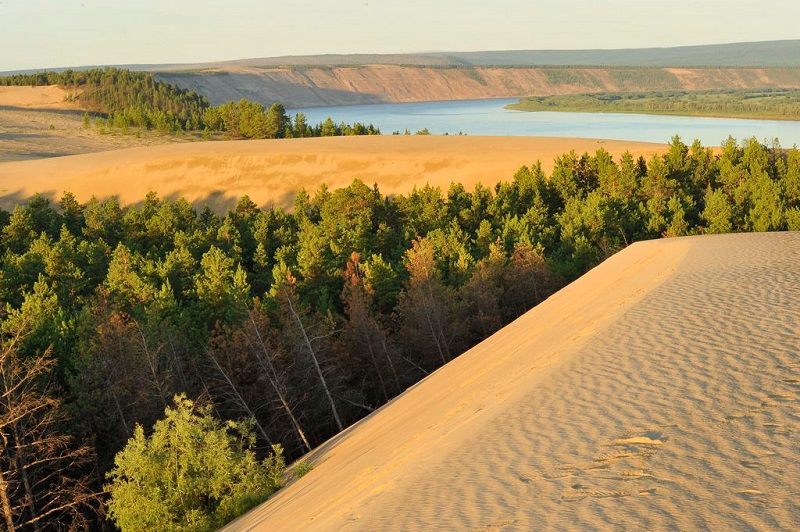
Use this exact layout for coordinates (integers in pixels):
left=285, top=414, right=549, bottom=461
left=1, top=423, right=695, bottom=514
left=1, top=135, right=800, bottom=529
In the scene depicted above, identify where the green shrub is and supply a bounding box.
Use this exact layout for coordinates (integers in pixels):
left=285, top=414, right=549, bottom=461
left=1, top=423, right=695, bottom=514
left=294, top=461, right=315, bottom=478
left=105, top=394, right=285, bottom=532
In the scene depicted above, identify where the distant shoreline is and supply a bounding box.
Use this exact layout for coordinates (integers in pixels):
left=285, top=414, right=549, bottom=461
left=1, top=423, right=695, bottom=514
left=507, top=89, right=800, bottom=122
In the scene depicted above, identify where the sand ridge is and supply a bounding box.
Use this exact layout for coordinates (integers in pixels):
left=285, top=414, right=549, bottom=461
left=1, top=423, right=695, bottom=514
left=225, top=232, right=800, bottom=530
left=0, top=135, right=667, bottom=211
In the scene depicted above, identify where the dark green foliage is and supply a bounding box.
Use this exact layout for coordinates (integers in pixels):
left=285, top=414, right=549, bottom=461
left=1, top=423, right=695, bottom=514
left=1, top=135, right=797, bottom=529
left=105, top=395, right=285, bottom=532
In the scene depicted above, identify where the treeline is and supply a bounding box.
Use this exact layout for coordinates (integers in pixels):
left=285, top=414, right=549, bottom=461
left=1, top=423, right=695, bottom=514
left=0, top=68, right=380, bottom=137
left=509, top=88, right=800, bottom=120
left=2, top=68, right=210, bottom=131
left=201, top=100, right=379, bottom=139
left=2, top=135, right=800, bottom=529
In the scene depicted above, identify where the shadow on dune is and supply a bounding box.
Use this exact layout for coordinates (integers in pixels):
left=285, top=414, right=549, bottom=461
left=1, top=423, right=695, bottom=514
left=0, top=189, right=60, bottom=211
left=0, top=105, right=87, bottom=118
left=0, top=187, right=302, bottom=214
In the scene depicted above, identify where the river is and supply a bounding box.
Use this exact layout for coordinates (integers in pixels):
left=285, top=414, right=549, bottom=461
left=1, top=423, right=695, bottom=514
left=289, top=98, right=800, bottom=147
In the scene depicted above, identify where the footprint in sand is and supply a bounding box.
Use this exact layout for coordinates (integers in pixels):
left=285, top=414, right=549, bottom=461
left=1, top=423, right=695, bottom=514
left=561, top=484, right=641, bottom=501
left=612, top=435, right=666, bottom=447
left=737, top=489, right=766, bottom=500
left=736, top=489, right=773, bottom=508
left=610, top=430, right=667, bottom=458
left=539, top=465, right=579, bottom=480
left=721, top=369, right=800, bottom=426
left=556, top=427, right=671, bottom=502
left=722, top=407, right=763, bottom=424
left=473, top=519, right=516, bottom=531
left=767, top=392, right=795, bottom=402
left=596, top=449, right=638, bottom=463
left=739, top=451, right=777, bottom=471
left=763, top=423, right=793, bottom=435
left=740, top=460, right=763, bottom=469
left=618, top=469, right=655, bottom=480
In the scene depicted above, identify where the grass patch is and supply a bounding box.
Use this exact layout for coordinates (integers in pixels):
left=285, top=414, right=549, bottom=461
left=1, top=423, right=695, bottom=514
left=294, top=461, right=314, bottom=479
left=462, top=68, right=488, bottom=86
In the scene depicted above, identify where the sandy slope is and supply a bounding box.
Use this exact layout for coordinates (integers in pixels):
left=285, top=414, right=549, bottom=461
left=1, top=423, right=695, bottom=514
left=0, top=135, right=666, bottom=212
left=0, top=86, right=195, bottom=163
left=0, top=86, right=80, bottom=109
left=226, top=232, right=800, bottom=531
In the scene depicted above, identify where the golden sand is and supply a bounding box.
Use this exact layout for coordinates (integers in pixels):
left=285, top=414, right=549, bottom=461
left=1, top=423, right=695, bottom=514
left=0, top=135, right=666, bottom=211
left=226, top=232, right=800, bottom=530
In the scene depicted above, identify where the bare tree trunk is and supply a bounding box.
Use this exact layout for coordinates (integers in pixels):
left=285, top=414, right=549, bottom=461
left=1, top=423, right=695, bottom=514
left=0, top=325, right=99, bottom=530
left=424, top=305, right=449, bottom=365
left=166, top=334, right=190, bottom=394
left=363, top=330, right=389, bottom=402
left=10, top=426, right=39, bottom=532
left=246, top=309, right=312, bottom=452
left=0, top=461, right=15, bottom=531
left=286, top=296, right=344, bottom=432
left=109, top=386, right=131, bottom=438
left=135, top=322, right=169, bottom=408
left=204, top=348, right=274, bottom=446
left=380, top=335, right=402, bottom=394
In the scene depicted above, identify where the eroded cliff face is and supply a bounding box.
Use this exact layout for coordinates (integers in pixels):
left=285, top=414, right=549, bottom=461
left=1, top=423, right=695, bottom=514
left=157, top=65, right=800, bottom=108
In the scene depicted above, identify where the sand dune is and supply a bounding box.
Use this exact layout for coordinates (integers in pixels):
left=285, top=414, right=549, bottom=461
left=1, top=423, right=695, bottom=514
left=0, top=136, right=666, bottom=211
left=0, top=86, right=192, bottom=163
left=226, top=232, right=800, bottom=531
left=0, top=86, right=80, bottom=109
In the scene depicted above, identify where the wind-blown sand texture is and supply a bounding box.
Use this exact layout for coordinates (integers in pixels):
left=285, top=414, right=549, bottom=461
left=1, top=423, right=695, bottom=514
left=0, top=135, right=666, bottom=211
left=226, top=232, right=800, bottom=531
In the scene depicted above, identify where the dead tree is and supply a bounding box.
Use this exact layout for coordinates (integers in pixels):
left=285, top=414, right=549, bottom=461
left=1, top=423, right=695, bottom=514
left=0, top=320, right=99, bottom=530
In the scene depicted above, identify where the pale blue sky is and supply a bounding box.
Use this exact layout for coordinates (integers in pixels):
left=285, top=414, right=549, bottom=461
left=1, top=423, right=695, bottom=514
left=2, top=0, right=799, bottom=71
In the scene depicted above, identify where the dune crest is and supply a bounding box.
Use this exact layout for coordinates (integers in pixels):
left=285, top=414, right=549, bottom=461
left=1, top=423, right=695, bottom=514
left=225, top=232, right=800, bottom=530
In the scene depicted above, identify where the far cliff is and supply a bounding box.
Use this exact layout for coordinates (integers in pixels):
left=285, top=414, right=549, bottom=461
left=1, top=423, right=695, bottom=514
left=152, top=41, right=800, bottom=108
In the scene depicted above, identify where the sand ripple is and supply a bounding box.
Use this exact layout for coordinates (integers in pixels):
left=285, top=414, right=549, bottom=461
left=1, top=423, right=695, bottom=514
left=226, top=232, right=800, bottom=531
